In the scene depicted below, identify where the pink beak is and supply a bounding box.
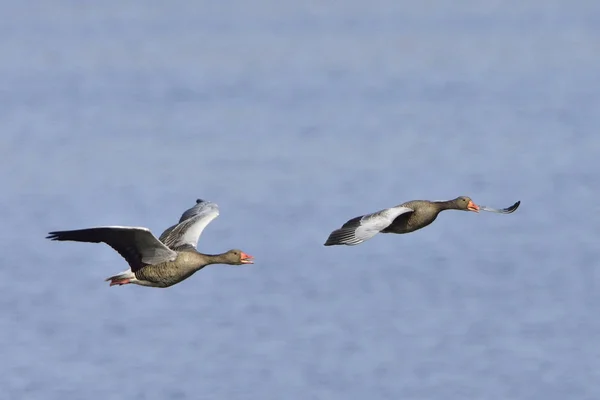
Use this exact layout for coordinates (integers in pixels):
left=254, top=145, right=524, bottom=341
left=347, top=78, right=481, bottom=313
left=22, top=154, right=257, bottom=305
left=240, top=252, right=254, bottom=264
left=467, top=200, right=480, bottom=212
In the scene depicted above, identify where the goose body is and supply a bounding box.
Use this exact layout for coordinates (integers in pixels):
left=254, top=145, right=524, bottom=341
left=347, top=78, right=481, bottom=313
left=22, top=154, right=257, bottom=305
left=46, top=199, right=254, bottom=288
left=324, top=196, right=520, bottom=246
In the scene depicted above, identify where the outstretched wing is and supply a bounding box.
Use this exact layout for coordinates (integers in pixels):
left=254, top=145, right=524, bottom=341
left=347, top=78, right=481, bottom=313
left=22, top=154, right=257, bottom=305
left=324, top=206, right=414, bottom=246
left=46, top=226, right=178, bottom=272
left=159, top=199, right=220, bottom=250
left=479, top=201, right=521, bottom=214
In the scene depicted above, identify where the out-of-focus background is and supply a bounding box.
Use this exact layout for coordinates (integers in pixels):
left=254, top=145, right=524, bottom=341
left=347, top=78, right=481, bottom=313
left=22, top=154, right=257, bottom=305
left=1, top=1, right=599, bottom=399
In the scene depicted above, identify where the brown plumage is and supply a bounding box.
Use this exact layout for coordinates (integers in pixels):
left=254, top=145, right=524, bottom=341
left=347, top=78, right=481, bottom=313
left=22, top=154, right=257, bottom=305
left=324, top=196, right=520, bottom=246
left=46, top=199, right=254, bottom=288
left=122, top=248, right=251, bottom=288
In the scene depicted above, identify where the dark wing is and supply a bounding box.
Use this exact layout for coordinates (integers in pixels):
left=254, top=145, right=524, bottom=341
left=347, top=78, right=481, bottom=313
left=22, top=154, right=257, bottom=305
left=159, top=199, right=220, bottom=250
left=324, top=206, right=413, bottom=246
left=46, top=226, right=178, bottom=272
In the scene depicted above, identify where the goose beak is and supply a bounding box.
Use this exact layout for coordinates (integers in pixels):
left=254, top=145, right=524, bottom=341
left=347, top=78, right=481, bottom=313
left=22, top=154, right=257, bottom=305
left=467, top=200, right=480, bottom=212
left=240, top=252, right=254, bottom=264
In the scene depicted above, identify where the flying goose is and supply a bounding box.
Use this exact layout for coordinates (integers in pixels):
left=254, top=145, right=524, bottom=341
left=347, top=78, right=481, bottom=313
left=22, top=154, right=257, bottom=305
left=324, top=196, right=520, bottom=246
left=46, top=199, right=254, bottom=287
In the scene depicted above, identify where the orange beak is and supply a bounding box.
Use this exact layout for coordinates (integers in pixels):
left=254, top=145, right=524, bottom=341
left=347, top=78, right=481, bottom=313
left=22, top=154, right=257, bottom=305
left=240, top=252, right=254, bottom=264
left=467, top=200, right=480, bottom=212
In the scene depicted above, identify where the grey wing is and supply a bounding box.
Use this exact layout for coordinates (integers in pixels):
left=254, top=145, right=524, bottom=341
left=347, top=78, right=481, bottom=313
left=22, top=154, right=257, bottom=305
left=159, top=198, right=207, bottom=243
left=46, top=226, right=178, bottom=272
left=324, top=206, right=413, bottom=246
left=479, top=201, right=520, bottom=214
left=178, top=198, right=210, bottom=222
left=159, top=199, right=220, bottom=249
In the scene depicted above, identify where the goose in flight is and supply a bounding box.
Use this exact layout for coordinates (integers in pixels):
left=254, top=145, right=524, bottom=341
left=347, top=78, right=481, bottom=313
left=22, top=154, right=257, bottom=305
left=324, top=196, right=520, bottom=246
left=46, top=199, right=254, bottom=288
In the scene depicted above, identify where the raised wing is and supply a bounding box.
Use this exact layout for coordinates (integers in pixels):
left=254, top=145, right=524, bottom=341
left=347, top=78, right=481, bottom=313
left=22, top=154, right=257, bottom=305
left=324, top=206, right=414, bottom=246
left=159, top=199, right=220, bottom=250
left=46, top=226, right=178, bottom=272
left=479, top=200, right=520, bottom=214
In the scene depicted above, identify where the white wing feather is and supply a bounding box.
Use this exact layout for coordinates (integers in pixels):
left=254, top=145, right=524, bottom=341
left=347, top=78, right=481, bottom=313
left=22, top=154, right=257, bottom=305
left=324, top=206, right=413, bottom=246
left=160, top=200, right=220, bottom=249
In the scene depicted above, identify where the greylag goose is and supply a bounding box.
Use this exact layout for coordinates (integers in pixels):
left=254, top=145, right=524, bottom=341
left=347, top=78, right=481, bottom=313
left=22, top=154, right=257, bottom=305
left=46, top=199, right=254, bottom=288
left=324, top=196, right=520, bottom=246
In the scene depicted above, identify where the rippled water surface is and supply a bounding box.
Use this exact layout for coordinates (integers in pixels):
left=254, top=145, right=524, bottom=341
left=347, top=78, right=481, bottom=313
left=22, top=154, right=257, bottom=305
left=2, top=1, right=600, bottom=399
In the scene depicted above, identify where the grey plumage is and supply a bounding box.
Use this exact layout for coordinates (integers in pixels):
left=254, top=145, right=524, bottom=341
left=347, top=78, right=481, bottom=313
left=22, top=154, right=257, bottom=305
left=324, top=206, right=413, bottom=246
left=158, top=199, right=220, bottom=250
left=46, top=198, right=253, bottom=288
left=325, top=197, right=520, bottom=247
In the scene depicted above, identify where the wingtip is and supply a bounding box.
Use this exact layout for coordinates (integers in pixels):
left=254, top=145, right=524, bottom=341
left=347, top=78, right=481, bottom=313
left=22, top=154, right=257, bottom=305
left=46, top=231, right=70, bottom=241
left=323, top=237, right=337, bottom=246
left=323, top=228, right=361, bottom=246
left=323, top=232, right=341, bottom=246
left=509, top=200, right=521, bottom=212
